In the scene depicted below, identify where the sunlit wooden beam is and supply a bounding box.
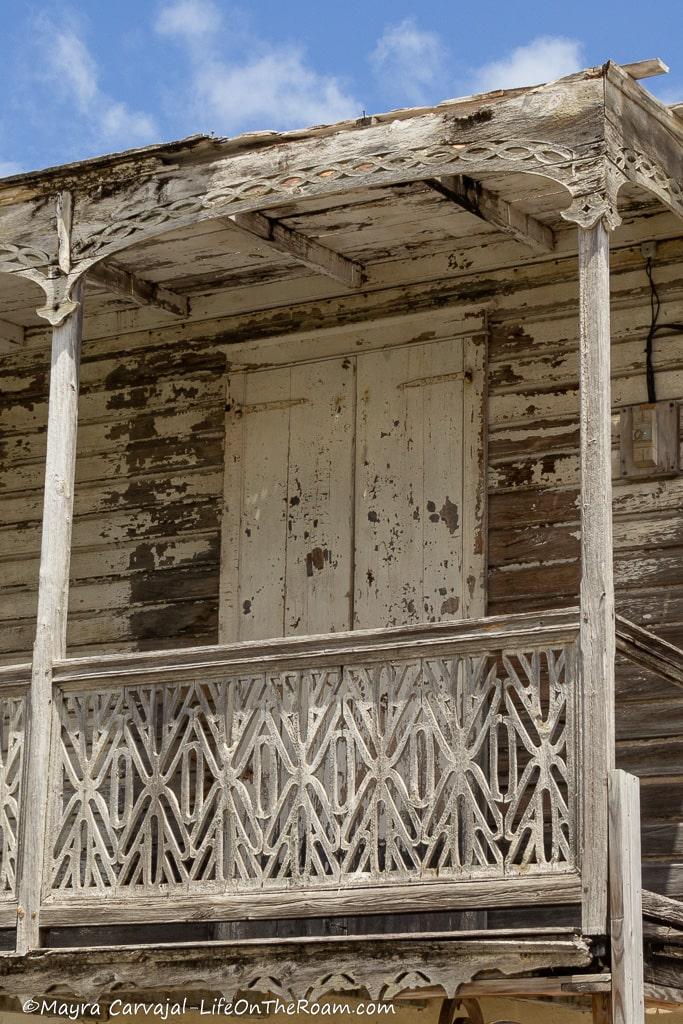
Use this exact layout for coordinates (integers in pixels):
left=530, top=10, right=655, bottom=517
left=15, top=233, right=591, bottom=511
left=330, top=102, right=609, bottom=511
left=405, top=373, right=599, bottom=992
left=229, top=211, right=364, bottom=288
left=87, top=260, right=189, bottom=317
left=425, top=174, right=556, bottom=254
left=621, top=58, right=669, bottom=80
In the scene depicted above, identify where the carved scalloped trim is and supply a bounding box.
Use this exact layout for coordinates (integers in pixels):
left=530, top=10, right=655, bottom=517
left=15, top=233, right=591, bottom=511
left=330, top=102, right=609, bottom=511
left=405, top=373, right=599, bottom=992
left=0, top=242, right=51, bottom=275
left=0, top=937, right=593, bottom=1002
left=73, top=138, right=579, bottom=263
left=614, top=146, right=683, bottom=217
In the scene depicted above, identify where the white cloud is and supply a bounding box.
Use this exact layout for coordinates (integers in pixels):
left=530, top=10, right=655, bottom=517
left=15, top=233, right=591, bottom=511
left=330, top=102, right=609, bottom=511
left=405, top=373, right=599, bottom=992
left=155, top=0, right=358, bottom=132
left=371, top=19, right=447, bottom=105
left=472, top=36, right=583, bottom=93
left=40, top=23, right=157, bottom=148
left=194, top=51, right=356, bottom=129
left=50, top=29, right=98, bottom=111
left=155, top=0, right=221, bottom=40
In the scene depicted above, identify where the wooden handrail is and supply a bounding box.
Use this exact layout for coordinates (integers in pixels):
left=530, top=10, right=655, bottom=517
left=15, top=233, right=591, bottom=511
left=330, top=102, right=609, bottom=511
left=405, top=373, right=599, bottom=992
left=615, top=615, right=683, bottom=692
left=0, top=662, right=31, bottom=691
left=52, top=607, right=581, bottom=689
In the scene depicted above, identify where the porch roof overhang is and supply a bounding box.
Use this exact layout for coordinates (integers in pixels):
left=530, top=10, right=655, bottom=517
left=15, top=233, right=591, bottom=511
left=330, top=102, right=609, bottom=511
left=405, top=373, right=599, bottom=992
left=0, top=58, right=681, bottom=338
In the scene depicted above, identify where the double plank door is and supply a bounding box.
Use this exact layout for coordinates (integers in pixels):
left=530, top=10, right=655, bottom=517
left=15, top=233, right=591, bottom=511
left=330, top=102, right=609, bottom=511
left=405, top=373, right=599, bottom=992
left=220, top=333, right=486, bottom=642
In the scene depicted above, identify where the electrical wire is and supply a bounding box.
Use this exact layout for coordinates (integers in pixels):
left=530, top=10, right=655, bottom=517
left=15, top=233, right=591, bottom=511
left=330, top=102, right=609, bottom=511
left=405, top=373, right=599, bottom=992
left=645, top=257, right=659, bottom=402
left=643, top=256, right=683, bottom=404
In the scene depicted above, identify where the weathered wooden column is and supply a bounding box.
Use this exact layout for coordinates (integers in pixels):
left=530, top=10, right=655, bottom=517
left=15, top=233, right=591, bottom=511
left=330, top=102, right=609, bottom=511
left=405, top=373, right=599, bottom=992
left=577, top=221, right=616, bottom=937
left=608, top=770, right=645, bottom=1024
left=16, top=280, right=84, bottom=953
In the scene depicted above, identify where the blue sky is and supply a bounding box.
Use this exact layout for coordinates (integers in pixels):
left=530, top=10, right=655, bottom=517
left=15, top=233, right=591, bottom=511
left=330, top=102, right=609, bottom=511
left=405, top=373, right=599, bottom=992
left=1, top=0, right=681, bottom=176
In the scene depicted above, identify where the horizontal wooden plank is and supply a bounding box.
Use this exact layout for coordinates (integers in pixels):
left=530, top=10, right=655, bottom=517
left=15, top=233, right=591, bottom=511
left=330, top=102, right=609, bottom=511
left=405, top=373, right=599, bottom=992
left=0, top=465, right=222, bottom=528
left=617, top=700, right=683, bottom=741
left=52, top=608, right=580, bottom=687
left=639, top=778, right=683, bottom=820
left=0, top=496, right=219, bottom=560
left=0, top=535, right=220, bottom=592
left=642, top=889, right=683, bottom=928
left=0, top=600, right=221, bottom=659
left=617, top=737, right=683, bottom=780
left=0, top=903, right=18, bottom=929
left=621, top=58, right=669, bottom=80
left=642, top=864, right=683, bottom=900
left=642, top=825, right=683, bottom=858
left=616, top=615, right=683, bottom=692
left=39, top=873, right=582, bottom=927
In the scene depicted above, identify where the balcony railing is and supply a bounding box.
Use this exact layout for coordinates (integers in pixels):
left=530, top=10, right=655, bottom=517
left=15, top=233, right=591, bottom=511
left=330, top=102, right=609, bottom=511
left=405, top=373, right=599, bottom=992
left=17, top=609, right=673, bottom=933
left=37, top=610, right=584, bottom=927
left=0, top=663, right=28, bottom=922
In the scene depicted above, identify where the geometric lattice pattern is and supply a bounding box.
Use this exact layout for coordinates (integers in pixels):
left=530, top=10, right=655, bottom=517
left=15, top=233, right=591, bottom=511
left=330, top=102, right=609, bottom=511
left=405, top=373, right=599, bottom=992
left=50, top=645, right=577, bottom=897
left=0, top=696, right=25, bottom=899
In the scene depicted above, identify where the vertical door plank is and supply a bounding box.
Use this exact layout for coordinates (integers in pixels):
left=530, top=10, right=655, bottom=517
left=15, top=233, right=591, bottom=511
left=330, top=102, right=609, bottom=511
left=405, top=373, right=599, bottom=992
left=219, top=371, right=246, bottom=643
left=355, top=339, right=470, bottom=629
left=462, top=333, right=488, bottom=619
left=354, top=344, right=424, bottom=628
left=422, top=339, right=465, bottom=623
left=238, top=367, right=291, bottom=641
left=285, top=358, right=356, bottom=635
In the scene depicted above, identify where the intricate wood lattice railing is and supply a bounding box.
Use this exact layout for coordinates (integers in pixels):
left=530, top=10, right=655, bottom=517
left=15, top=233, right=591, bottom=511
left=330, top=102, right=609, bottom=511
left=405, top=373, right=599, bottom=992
left=0, top=664, right=29, bottom=926
left=34, top=611, right=585, bottom=927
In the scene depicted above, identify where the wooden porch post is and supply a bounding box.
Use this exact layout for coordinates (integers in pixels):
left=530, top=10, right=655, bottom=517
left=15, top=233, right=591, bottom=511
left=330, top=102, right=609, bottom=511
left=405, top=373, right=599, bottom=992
left=16, top=280, right=84, bottom=953
left=608, top=770, right=645, bottom=1024
left=577, top=222, right=616, bottom=937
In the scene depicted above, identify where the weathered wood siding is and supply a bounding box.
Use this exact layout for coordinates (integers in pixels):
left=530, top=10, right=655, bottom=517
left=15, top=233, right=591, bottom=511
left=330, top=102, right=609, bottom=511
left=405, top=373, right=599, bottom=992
left=0, top=332, right=225, bottom=661
left=485, top=240, right=683, bottom=899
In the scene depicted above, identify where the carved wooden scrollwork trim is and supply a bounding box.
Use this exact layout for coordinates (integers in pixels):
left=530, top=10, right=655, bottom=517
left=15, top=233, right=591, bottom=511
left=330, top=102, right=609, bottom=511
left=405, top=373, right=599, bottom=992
left=0, top=937, right=593, bottom=1001
left=70, top=138, right=580, bottom=267
left=561, top=163, right=624, bottom=231
left=0, top=696, right=24, bottom=901
left=0, top=192, right=80, bottom=325
left=613, top=146, right=683, bottom=220
left=0, top=242, right=52, bottom=275
left=1, top=134, right=602, bottom=322
left=561, top=193, right=622, bottom=231
left=47, top=644, right=579, bottom=902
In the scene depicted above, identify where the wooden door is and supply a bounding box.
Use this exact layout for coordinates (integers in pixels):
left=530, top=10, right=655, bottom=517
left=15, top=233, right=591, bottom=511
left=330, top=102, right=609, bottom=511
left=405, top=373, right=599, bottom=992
left=219, top=335, right=486, bottom=642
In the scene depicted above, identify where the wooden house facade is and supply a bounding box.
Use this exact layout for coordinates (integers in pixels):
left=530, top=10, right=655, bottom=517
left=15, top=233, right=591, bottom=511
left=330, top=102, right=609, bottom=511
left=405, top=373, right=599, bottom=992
left=0, top=58, right=683, bottom=1022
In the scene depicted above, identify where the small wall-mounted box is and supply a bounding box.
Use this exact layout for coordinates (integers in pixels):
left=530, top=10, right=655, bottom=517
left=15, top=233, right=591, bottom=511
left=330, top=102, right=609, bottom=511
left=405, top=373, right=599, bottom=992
left=620, top=401, right=680, bottom=479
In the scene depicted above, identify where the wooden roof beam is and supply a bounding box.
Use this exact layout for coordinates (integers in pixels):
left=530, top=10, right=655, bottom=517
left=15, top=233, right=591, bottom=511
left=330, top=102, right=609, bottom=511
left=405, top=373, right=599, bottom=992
left=0, top=317, right=24, bottom=351
left=425, top=174, right=556, bottom=254
left=87, top=260, right=189, bottom=317
left=621, top=58, right=669, bottom=80
left=229, top=211, right=364, bottom=289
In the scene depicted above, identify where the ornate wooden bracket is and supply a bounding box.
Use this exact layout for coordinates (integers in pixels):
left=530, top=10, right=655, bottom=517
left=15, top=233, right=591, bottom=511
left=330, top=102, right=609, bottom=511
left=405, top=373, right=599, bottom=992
left=561, top=162, right=625, bottom=231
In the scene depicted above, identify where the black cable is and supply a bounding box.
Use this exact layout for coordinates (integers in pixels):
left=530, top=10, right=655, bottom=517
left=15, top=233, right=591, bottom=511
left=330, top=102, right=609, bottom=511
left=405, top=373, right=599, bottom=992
left=645, top=256, right=660, bottom=403
left=642, top=257, right=683, bottom=404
